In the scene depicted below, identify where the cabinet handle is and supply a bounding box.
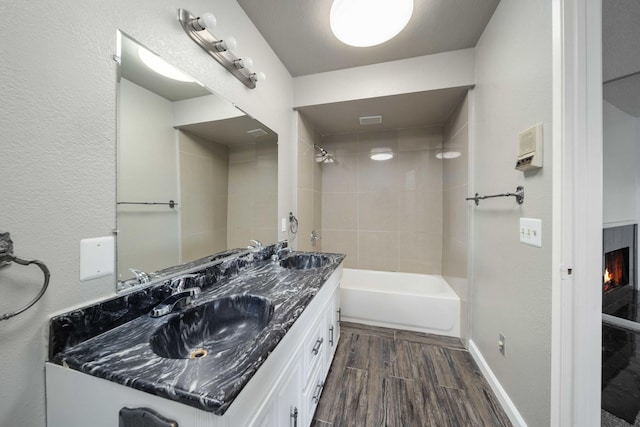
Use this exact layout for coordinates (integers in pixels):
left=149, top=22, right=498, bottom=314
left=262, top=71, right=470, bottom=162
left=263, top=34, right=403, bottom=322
left=337, top=308, right=341, bottom=322
left=329, top=325, right=334, bottom=347
left=312, top=337, right=324, bottom=355
left=312, top=380, right=325, bottom=403
left=290, top=406, right=298, bottom=427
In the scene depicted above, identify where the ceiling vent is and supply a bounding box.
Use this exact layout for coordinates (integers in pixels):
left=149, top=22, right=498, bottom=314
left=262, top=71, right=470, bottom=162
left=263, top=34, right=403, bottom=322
left=246, top=128, right=268, bottom=137
left=359, top=115, right=382, bottom=125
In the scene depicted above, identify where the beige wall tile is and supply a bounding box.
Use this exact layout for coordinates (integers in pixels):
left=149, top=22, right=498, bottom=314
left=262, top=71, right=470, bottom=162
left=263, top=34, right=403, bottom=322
left=321, top=153, right=358, bottom=193
left=322, top=192, right=357, bottom=229
left=358, top=192, right=398, bottom=231
left=443, top=95, right=468, bottom=142
left=358, top=231, right=398, bottom=271
left=321, top=230, right=357, bottom=268
left=182, top=231, right=214, bottom=263
left=397, top=127, right=442, bottom=151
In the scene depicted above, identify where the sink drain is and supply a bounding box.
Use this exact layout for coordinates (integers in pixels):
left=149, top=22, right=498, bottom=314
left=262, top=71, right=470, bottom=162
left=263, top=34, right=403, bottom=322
left=190, top=349, right=208, bottom=359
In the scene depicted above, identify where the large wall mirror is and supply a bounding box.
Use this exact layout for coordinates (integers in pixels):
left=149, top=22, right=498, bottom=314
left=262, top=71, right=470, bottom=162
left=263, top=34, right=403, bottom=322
left=116, top=31, right=278, bottom=286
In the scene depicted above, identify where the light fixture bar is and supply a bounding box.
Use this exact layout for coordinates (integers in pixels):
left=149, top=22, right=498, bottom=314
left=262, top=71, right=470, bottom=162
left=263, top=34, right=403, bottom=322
left=177, top=8, right=256, bottom=89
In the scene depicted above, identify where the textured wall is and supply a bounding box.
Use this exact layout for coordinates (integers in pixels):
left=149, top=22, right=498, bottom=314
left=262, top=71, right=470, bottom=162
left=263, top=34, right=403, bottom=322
left=0, top=1, right=293, bottom=426
left=471, top=1, right=553, bottom=425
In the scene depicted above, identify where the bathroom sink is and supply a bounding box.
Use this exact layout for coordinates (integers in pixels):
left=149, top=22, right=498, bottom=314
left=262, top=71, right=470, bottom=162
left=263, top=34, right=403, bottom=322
left=279, top=253, right=331, bottom=270
left=149, top=294, right=274, bottom=359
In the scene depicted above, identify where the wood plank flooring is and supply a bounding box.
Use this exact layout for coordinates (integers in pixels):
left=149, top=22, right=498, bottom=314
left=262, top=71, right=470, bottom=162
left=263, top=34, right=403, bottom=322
left=312, top=322, right=512, bottom=427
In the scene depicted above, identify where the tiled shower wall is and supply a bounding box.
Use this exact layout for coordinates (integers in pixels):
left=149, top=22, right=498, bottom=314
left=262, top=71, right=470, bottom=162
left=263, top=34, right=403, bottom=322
left=296, top=114, right=323, bottom=252
left=319, top=127, right=443, bottom=273
left=442, top=94, right=470, bottom=339
left=179, top=130, right=229, bottom=262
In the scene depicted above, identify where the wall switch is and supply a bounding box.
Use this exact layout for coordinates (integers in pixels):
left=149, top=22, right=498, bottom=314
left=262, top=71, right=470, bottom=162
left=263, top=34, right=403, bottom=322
left=281, top=218, right=287, bottom=232
left=498, top=333, right=506, bottom=356
left=80, top=236, right=114, bottom=281
left=519, top=217, right=542, bottom=247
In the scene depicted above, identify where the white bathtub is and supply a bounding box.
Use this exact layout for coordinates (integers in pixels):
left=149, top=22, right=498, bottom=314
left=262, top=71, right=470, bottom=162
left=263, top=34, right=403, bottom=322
left=340, top=268, right=460, bottom=338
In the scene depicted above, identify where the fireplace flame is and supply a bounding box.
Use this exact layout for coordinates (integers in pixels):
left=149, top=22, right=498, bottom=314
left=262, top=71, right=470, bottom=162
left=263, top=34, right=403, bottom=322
left=604, top=268, right=612, bottom=284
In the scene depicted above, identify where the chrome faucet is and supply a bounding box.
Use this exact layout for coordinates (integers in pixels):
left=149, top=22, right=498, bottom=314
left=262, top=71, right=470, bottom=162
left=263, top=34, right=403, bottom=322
left=151, top=274, right=200, bottom=318
left=129, top=268, right=150, bottom=284
left=248, top=239, right=263, bottom=250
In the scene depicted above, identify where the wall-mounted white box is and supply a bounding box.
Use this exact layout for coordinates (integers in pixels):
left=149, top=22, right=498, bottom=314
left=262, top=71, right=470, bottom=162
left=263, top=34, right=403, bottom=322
left=80, top=236, right=114, bottom=281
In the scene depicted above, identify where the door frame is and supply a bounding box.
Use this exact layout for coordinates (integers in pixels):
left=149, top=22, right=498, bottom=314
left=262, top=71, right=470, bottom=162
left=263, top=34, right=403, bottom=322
left=551, top=0, right=603, bottom=425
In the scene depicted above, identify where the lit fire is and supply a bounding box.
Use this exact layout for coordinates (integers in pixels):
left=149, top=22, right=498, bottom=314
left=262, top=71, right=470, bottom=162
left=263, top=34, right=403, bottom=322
left=604, top=268, right=612, bottom=284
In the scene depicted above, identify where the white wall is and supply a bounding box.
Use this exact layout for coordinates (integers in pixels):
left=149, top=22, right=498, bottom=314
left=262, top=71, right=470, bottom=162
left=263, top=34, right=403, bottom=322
left=293, top=49, right=474, bottom=107
left=603, top=100, right=640, bottom=225
left=0, top=1, right=294, bottom=426
left=471, top=1, right=554, bottom=426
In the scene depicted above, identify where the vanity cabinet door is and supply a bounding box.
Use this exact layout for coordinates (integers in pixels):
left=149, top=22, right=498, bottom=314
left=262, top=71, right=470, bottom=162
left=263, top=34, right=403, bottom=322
left=324, top=286, right=341, bottom=374
left=276, top=356, right=304, bottom=427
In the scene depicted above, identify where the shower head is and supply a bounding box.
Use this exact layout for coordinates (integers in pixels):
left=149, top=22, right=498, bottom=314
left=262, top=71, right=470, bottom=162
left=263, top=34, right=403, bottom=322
left=314, top=144, right=336, bottom=164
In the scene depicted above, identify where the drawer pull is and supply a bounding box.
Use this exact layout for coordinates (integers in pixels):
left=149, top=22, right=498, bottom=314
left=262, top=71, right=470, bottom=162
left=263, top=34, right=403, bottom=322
left=337, top=308, right=341, bottom=322
left=290, top=406, right=298, bottom=427
left=312, top=380, right=325, bottom=403
left=312, top=337, right=324, bottom=355
left=329, top=325, right=334, bottom=346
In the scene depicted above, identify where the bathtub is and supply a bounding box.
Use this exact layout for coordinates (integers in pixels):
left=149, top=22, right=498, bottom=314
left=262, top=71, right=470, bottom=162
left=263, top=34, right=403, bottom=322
left=340, top=268, right=460, bottom=338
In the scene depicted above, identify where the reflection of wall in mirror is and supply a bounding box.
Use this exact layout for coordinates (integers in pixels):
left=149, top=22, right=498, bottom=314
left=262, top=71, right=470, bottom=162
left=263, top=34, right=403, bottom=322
left=227, top=143, right=278, bottom=249
left=117, top=78, right=180, bottom=280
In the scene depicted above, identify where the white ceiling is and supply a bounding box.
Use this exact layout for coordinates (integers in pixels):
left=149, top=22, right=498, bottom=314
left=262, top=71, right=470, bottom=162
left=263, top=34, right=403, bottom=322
left=237, top=0, right=499, bottom=77
left=602, top=0, right=640, bottom=117
left=237, top=0, right=498, bottom=135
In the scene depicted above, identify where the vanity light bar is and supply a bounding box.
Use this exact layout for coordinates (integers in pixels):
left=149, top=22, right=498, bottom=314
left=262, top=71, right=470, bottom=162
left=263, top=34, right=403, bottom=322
left=177, top=9, right=264, bottom=89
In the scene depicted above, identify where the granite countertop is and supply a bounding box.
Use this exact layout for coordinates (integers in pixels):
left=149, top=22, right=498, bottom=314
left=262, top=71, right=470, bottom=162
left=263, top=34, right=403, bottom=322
left=49, top=246, right=345, bottom=415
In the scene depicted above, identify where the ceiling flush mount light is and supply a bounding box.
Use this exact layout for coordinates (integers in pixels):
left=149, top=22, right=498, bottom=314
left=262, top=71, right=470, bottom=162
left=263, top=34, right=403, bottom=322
left=177, top=9, right=266, bottom=89
left=330, top=0, right=413, bottom=47
left=436, top=151, right=462, bottom=160
left=138, top=47, right=194, bottom=82
left=370, top=147, right=394, bottom=161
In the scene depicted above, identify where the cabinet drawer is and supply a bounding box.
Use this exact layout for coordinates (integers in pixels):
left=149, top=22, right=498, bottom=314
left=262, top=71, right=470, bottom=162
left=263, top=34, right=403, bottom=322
left=302, top=353, right=326, bottom=426
left=303, top=315, right=326, bottom=386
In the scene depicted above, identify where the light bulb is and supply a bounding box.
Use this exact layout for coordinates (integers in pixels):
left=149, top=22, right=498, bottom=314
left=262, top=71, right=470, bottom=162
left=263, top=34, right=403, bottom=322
left=214, top=36, right=237, bottom=52
left=192, top=12, right=216, bottom=31
left=250, top=71, right=267, bottom=83
left=234, top=56, right=254, bottom=69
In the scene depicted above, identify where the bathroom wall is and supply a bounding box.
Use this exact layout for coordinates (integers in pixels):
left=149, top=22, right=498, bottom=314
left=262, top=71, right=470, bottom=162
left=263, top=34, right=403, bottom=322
left=442, top=94, right=470, bottom=341
left=320, top=127, right=443, bottom=272
left=178, top=131, right=229, bottom=262
left=227, top=142, right=279, bottom=248
left=117, top=78, right=181, bottom=278
left=0, top=1, right=294, bottom=426
left=471, top=1, right=553, bottom=425
left=296, top=113, right=323, bottom=252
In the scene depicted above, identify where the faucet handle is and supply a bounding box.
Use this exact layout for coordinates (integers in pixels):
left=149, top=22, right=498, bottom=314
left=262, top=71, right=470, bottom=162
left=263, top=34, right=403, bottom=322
left=248, top=239, right=263, bottom=250
left=169, top=273, right=199, bottom=292
left=129, top=268, right=150, bottom=284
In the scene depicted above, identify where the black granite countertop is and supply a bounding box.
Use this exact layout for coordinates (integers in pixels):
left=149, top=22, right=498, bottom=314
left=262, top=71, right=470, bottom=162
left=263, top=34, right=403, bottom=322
left=49, top=246, right=345, bottom=415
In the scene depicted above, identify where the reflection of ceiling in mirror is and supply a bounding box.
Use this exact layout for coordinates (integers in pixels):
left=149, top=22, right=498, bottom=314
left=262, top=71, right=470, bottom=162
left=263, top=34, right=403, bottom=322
left=119, top=33, right=210, bottom=102
left=179, top=116, right=278, bottom=146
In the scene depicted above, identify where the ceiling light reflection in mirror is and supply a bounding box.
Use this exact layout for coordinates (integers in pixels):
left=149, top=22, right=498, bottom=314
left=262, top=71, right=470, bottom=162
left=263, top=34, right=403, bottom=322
left=330, top=0, right=413, bottom=47
left=116, top=31, right=278, bottom=288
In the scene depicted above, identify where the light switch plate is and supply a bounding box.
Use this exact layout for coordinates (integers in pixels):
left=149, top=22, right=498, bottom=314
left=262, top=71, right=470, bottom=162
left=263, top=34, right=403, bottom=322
left=80, top=236, right=114, bottom=281
left=519, top=218, right=542, bottom=247
left=281, top=218, right=287, bottom=232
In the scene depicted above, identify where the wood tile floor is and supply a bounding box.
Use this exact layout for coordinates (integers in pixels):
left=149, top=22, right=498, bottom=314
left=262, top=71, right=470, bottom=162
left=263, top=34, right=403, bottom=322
left=312, top=322, right=512, bottom=427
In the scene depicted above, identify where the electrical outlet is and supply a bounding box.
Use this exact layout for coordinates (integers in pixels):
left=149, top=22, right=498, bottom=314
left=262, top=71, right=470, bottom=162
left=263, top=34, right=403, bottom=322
left=498, top=333, right=506, bottom=356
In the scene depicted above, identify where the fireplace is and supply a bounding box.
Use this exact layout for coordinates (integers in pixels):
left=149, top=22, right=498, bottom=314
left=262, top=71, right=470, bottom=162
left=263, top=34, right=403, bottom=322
left=603, top=247, right=630, bottom=293
left=601, top=224, right=638, bottom=388
left=602, top=225, right=637, bottom=316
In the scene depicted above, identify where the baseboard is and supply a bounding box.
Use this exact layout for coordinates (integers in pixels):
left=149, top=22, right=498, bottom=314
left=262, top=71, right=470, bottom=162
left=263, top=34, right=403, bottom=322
left=468, top=339, right=528, bottom=427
